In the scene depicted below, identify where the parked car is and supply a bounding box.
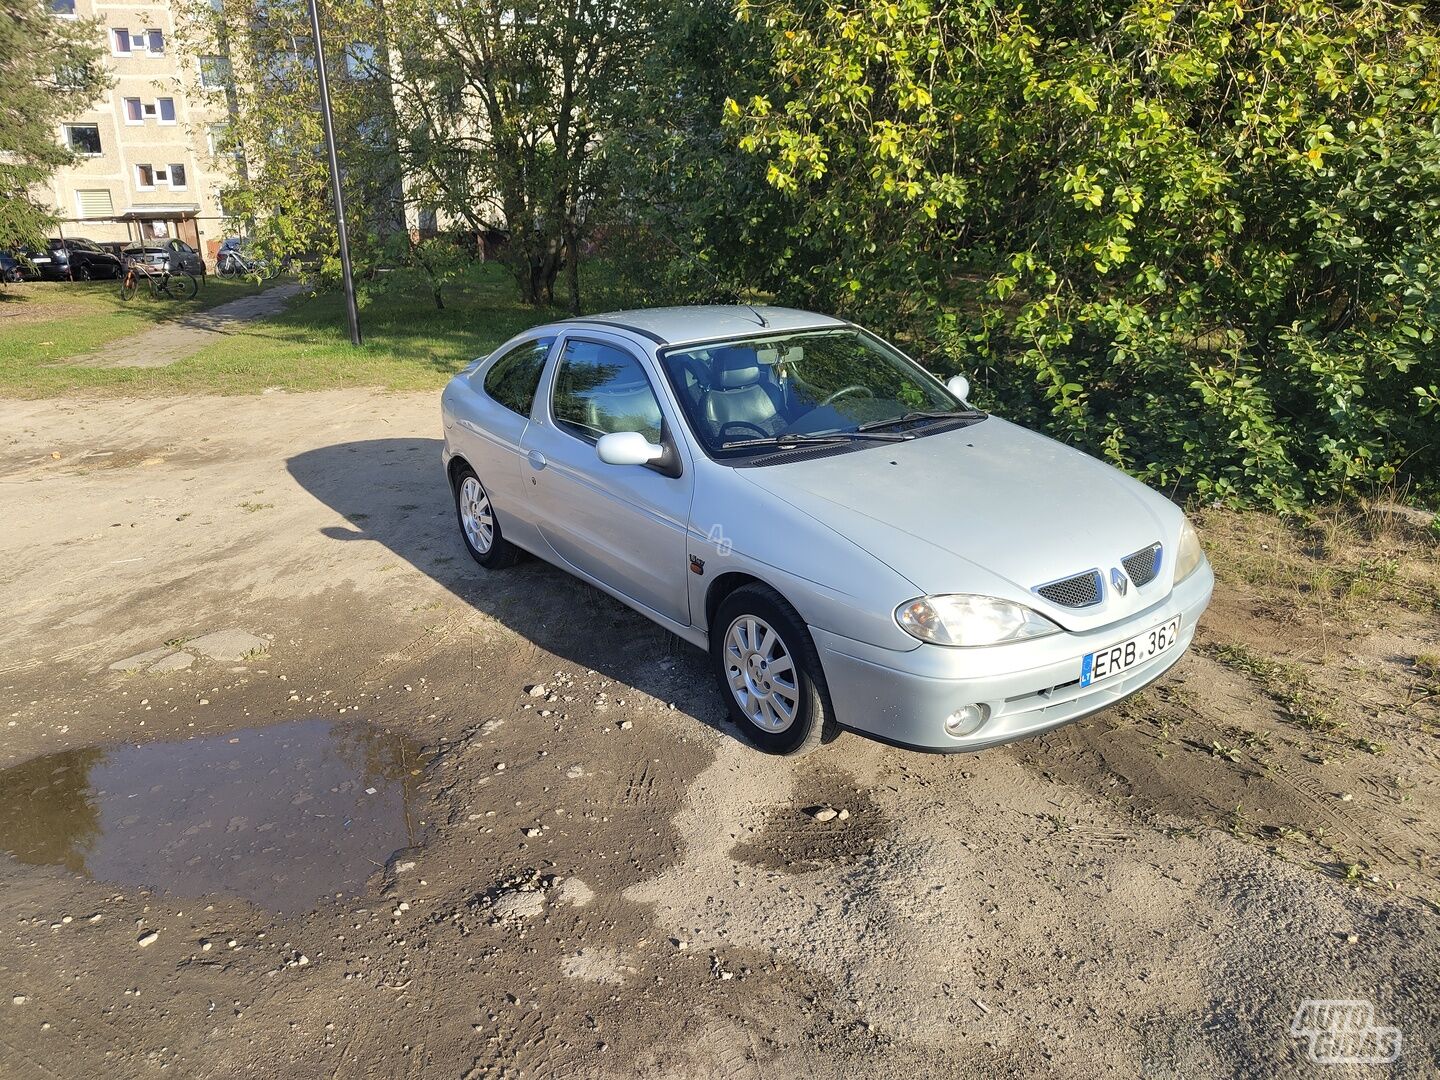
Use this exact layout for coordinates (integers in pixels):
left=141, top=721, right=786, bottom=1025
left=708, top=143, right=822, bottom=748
left=0, top=251, right=40, bottom=283
left=440, top=307, right=1214, bottom=756
left=122, top=239, right=206, bottom=276
left=29, top=238, right=122, bottom=281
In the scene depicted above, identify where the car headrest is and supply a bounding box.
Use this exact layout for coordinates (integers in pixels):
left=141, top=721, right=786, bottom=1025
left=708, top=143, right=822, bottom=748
left=712, top=346, right=761, bottom=389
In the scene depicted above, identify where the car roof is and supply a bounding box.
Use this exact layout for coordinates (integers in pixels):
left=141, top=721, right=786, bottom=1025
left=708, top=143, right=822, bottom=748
left=554, top=305, right=848, bottom=347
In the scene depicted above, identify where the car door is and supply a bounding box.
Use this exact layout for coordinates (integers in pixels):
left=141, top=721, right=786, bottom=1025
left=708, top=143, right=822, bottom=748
left=520, top=333, right=694, bottom=626
left=448, top=334, right=556, bottom=553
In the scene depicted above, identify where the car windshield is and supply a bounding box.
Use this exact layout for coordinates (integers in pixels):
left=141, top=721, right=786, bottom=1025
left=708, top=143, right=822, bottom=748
left=660, top=327, right=975, bottom=454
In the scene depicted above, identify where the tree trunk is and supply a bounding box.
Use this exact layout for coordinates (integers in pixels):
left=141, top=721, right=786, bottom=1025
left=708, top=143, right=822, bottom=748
left=564, top=218, right=580, bottom=315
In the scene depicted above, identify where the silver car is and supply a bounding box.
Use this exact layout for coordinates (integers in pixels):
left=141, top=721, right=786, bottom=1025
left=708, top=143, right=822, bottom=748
left=440, top=306, right=1213, bottom=755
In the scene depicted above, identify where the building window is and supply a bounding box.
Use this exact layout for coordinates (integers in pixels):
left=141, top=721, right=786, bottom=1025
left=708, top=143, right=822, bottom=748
left=356, top=116, right=387, bottom=148
left=136, top=164, right=187, bottom=190
left=345, top=43, right=376, bottom=78
left=50, top=0, right=76, bottom=16
left=76, top=190, right=115, bottom=219
left=199, top=55, right=232, bottom=89
left=124, top=98, right=177, bottom=124
left=56, top=61, right=89, bottom=89
left=65, top=124, right=102, bottom=156
left=143, top=29, right=164, bottom=55
left=205, top=123, right=231, bottom=156
left=112, top=28, right=131, bottom=55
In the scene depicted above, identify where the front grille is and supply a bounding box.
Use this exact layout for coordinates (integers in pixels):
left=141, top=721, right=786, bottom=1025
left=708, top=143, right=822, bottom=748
left=1121, top=542, right=1162, bottom=588
left=1034, top=569, right=1102, bottom=608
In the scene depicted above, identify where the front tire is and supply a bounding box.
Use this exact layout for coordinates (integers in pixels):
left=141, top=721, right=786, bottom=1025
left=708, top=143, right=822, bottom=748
left=711, top=584, right=835, bottom=756
left=453, top=464, right=520, bottom=569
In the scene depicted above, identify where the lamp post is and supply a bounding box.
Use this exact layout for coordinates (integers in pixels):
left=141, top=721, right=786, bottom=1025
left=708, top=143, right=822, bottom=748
left=306, top=0, right=361, bottom=346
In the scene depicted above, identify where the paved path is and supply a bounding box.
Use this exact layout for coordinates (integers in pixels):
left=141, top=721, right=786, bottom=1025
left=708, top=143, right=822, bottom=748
left=68, top=281, right=306, bottom=368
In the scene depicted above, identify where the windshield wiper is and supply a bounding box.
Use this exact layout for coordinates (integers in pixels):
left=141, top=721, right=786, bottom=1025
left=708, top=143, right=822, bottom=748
left=719, top=431, right=915, bottom=450
left=856, top=409, right=987, bottom=432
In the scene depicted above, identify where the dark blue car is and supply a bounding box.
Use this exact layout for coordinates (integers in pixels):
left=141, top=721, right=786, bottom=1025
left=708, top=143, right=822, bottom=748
left=0, top=251, right=40, bottom=283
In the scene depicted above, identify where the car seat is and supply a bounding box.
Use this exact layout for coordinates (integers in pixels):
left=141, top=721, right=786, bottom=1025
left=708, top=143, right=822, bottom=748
left=701, top=347, right=786, bottom=437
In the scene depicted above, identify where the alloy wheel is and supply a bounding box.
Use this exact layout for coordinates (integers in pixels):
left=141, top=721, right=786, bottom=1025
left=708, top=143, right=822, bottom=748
left=723, top=615, right=799, bottom=733
left=459, top=476, right=494, bottom=554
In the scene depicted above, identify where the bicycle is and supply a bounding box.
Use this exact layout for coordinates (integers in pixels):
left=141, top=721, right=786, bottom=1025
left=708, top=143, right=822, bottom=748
left=217, top=248, right=279, bottom=280
left=119, top=263, right=200, bottom=302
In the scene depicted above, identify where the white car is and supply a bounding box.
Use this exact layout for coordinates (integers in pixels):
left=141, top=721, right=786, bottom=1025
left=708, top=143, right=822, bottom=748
left=440, top=306, right=1213, bottom=755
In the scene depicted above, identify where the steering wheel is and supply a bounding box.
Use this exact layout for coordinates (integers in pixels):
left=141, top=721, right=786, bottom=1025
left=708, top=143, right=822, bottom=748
left=819, top=385, right=874, bottom=407
left=717, top=420, right=771, bottom=443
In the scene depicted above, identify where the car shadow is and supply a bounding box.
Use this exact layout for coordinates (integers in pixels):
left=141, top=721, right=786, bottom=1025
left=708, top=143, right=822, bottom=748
left=285, top=437, right=740, bottom=745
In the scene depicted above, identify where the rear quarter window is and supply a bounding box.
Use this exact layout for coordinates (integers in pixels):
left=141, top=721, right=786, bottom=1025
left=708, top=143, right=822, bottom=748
left=477, top=337, right=554, bottom=416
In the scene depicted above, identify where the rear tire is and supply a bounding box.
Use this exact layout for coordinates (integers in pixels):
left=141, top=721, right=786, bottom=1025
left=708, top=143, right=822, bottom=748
left=453, top=463, right=520, bottom=569
left=168, top=273, right=199, bottom=300
left=711, top=583, right=836, bottom=756
left=119, top=272, right=138, bottom=302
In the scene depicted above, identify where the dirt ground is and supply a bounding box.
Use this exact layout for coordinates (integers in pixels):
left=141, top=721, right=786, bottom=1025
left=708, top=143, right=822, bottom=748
left=0, top=390, right=1435, bottom=1078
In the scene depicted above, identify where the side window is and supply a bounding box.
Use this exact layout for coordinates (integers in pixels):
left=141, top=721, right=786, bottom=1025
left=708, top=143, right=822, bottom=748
left=552, top=339, right=663, bottom=443
left=480, top=336, right=553, bottom=416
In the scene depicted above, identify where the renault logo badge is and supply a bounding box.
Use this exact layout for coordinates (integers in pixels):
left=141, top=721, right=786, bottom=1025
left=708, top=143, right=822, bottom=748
left=1111, top=567, right=1129, bottom=596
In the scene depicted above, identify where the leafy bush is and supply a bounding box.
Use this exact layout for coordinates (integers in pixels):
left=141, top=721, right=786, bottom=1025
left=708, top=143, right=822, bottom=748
left=729, top=0, right=1440, bottom=509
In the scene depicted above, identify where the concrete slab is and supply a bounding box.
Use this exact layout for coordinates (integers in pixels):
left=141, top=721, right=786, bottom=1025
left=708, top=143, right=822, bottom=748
left=109, top=647, right=172, bottom=672
left=187, top=629, right=269, bottom=662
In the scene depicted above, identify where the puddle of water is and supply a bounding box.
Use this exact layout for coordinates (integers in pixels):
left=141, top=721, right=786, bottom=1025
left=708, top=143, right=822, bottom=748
left=0, top=718, right=426, bottom=913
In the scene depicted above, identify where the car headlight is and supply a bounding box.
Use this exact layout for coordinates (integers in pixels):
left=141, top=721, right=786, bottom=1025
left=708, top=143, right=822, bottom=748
left=1174, top=518, right=1206, bottom=583
left=895, top=594, right=1061, bottom=648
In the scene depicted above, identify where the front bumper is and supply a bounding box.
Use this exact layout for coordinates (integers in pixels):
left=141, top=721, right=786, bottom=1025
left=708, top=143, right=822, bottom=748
left=812, top=562, right=1214, bottom=752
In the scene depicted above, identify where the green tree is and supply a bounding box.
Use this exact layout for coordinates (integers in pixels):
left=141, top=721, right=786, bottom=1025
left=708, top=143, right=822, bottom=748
left=184, top=0, right=649, bottom=311
left=0, top=0, right=107, bottom=250
left=179, top=0, right=406, bottom=287
left=379, top=0, right=643, bottom=309
left=599, top=0, right=790, bottom=306
left=729, top=0, right=1440, bottom=509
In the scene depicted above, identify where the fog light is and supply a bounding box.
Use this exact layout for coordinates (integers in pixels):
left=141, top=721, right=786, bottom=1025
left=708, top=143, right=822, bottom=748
left=944, top=703, right=991, bottom=739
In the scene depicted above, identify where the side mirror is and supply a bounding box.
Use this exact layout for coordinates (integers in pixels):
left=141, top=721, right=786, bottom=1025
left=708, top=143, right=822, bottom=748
left=596, top=431, right=665, bottom=467
left=946, top=374, right=971, bottom=403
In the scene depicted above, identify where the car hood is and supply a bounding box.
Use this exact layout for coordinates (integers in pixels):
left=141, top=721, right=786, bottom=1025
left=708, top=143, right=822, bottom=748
left=736, top=418, right=1183, bottom=632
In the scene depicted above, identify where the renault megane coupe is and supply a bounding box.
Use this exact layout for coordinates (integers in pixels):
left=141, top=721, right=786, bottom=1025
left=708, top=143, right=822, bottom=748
left=440, top=306, right=1213, bottom=756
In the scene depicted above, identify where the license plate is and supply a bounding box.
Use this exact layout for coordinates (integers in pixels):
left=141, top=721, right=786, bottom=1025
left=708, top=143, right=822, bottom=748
left=1081, top=616, right=1181, bottom=687
left=32, top=256, right=51, bottom=263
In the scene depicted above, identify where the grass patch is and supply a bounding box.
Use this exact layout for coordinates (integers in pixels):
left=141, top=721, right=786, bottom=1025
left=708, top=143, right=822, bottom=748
left=1197, top=502, right=1440, bottom=622
left=0, top=277, right=274, bottom=373
left=1206, top=642, right=1343, bottom=734
left=0, top=263, right=569, bottom=398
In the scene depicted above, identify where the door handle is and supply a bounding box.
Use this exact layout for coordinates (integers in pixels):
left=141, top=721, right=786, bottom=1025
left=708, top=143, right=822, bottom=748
left=527, top=449, right=547, bottom=470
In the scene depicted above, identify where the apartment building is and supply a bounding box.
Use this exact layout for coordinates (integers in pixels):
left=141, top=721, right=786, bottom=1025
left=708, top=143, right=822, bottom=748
left=44, top=0, right=233, bottom=264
